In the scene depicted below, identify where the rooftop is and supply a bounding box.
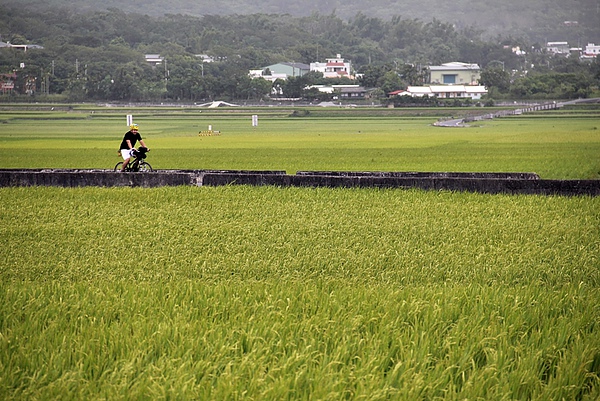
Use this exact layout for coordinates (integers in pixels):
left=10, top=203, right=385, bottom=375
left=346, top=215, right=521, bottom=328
left=429, top=62, right=480, bottom=71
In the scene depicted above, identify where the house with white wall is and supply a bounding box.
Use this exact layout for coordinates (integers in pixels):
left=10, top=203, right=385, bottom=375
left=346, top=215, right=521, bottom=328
left=0, top=40, right=43, bottom=51
left=582, top=43, right=600, bottom=59
left=546, top=42, right=570, bottom=55
left=396, top=85, right=488, bottom=100
left=310, top=54, right=353, bottom=79
left=428, top=62, right=481, bottom=85
left=306, top=84, right=366, bottom=99
left=145, top=54, right=164, bottom=66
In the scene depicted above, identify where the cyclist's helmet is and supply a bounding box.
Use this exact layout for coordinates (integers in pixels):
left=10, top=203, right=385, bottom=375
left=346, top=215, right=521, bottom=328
left=130, top=123, right=139, bottom=131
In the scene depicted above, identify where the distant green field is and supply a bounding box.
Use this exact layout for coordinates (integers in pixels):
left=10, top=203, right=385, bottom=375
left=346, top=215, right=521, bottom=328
left=0, top=106, right=598, bottom=178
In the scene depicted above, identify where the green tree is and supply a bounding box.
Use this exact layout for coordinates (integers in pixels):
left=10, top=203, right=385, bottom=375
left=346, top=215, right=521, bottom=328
left=8, top=34, right=28, bottom=45
left=397, top=63, right=422, bottom=85
left=301, top=71, right=325, bottom=86
left=510, top=72, right=593, bottom=99
left=281, top=75, right=305, bottom=98
left=479, top=67, right=511, bottom=93
left=109, top=62, right=144, bottom=101
left=249, top=77, right=273, bottom=99
left=357, top=64, right=389, bottom=88
left=379, top=71, right=404, bottom=94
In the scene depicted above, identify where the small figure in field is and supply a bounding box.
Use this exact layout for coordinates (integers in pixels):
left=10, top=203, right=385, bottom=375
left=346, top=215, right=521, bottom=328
left=119, top=124, right=148, bottom=172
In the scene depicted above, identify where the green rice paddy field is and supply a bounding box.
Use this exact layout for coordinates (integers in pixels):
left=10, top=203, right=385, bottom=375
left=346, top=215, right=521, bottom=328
left=1, top=106, right=599, bottom=399
left=0, top=105, right=598, bottom=178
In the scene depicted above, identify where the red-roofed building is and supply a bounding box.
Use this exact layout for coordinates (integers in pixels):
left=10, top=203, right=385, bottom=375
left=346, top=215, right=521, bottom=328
left=388, top=89, right=409, bottom=96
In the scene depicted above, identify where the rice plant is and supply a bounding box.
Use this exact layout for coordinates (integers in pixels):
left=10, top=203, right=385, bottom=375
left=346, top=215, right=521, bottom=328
left=1, top=186, right=598, bottom=399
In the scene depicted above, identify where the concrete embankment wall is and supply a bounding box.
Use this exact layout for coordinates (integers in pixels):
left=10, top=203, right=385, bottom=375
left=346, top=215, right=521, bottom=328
left=202, top=172, right=600, bottom=196
left=0, top=169, right=196, bottom=188
left=295, top=171, right=541, bottom=180
left=0, top=169, right=285, bottom=188
left=1, top=169, right=599, bottom=196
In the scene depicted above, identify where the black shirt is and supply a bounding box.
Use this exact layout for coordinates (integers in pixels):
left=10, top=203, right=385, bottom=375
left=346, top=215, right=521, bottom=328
left=120, top=131, right=142, bottom=150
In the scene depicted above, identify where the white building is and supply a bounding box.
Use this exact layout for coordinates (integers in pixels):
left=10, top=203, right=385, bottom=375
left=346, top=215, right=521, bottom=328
left=145, top=54, right=164, bottom=66
left=428, top=62, right=481, bottom=85
left=0, top=41, right=44, bottom=51
left=546, top=42, right=570, bottom=55
left=306, top=84, right=365, bottom=97
left=582, top=43, right=600, bottom=59
left=402, top=85, right=488, bottom=100
left=310, top=54, right=353, bottom=79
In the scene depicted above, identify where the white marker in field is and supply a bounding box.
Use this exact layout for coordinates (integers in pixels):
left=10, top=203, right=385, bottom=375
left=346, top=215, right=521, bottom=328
left=127, top=115, right=133, bottom=126
left=252, top=115, right=258, bottom=127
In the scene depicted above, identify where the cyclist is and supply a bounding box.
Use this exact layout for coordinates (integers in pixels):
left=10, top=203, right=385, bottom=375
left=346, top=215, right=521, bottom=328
left=119, top=123, right=148, bottom=172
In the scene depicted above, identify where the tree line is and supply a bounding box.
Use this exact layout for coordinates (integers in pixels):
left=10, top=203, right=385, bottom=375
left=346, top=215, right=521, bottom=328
left=23, top=0, right=600, bottom=45
left=0, top=5, right=599, bottom=103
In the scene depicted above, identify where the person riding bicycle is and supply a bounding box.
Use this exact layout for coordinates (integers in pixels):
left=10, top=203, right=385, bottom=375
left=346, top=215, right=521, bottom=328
left=119, top=123, right=148, bottom=172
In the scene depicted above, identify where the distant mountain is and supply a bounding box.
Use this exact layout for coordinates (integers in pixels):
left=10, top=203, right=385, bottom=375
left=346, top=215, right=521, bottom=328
left=2, top=0, right=599, bottom=42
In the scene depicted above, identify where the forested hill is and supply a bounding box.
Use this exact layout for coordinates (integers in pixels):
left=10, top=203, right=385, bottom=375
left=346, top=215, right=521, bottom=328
left=3, top=0, right=599, bottom=43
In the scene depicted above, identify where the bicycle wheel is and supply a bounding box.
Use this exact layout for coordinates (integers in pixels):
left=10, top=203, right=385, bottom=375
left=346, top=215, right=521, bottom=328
left=114, top=162, right=124, bottom=172
left=138, top=162, right=153, bottom=172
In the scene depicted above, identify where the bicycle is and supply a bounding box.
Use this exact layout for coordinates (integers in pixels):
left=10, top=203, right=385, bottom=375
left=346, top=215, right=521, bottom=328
left=114, top=147, right=153, bottom=172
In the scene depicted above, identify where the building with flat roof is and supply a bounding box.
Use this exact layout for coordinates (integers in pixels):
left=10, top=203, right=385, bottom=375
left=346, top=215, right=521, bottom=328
left=546, top=42, right=570, bottom=55
left=310, top=54, right=353, bottom=79
left=428, top=62, right=481, bottom=85
left=582, top=43, right=600, bottom=59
